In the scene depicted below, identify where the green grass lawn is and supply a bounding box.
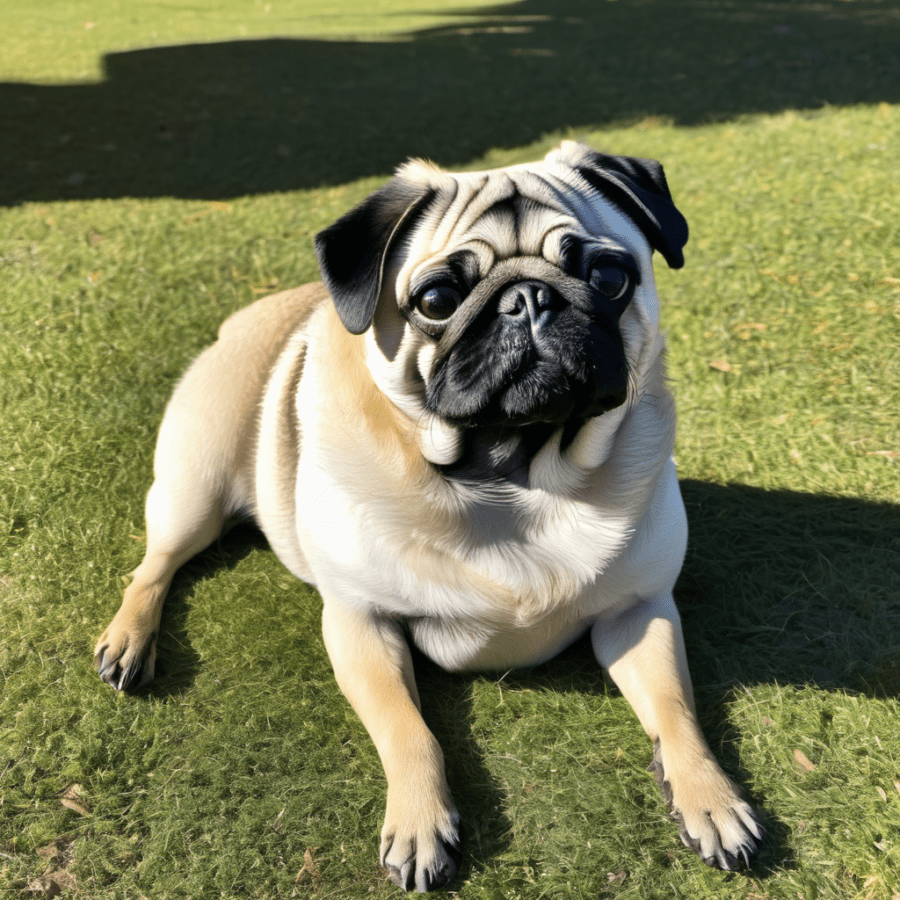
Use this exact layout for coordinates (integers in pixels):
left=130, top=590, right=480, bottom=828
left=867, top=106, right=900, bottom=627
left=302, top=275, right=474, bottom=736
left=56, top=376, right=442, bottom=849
left=2, top=2, right=900, bottom=898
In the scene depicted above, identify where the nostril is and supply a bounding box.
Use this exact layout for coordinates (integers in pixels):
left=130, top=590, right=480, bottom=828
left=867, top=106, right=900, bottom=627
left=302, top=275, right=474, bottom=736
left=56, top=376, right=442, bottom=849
left=498, top=281, right=558, bottom=326
left=498, top=284, right=529, bottom=319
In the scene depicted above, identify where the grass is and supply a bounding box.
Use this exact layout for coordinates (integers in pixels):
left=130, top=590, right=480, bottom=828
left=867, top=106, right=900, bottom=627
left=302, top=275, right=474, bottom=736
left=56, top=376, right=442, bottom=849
left=2, top=1, right=900, bottom=898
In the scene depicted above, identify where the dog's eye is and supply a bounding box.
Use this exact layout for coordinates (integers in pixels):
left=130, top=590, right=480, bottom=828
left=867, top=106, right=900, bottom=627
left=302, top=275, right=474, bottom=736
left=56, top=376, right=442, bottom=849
left=417, top=285, right=463, bottom=321
left=588, top=264, right=631, bottom=301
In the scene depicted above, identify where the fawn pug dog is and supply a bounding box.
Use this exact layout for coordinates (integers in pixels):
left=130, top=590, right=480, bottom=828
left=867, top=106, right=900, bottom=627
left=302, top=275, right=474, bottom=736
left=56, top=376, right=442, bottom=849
left=95, top=141, right=763, bottom=891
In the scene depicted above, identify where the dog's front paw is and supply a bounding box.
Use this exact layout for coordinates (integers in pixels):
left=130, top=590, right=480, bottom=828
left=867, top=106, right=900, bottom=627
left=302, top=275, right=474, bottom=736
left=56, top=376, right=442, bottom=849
left=94, top=616, right=157, bottom=691
left=649, top=740, right=764, bottom=870
left=380, top=796, right=461, bottom=892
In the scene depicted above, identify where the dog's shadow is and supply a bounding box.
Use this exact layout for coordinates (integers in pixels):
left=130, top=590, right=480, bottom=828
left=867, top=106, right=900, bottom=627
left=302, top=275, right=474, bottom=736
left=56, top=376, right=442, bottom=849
left=412, top=650, right=516, bottom=881
left=136, top=521, right=271, bottom=699
left=140, top=480, right=899, bottom=879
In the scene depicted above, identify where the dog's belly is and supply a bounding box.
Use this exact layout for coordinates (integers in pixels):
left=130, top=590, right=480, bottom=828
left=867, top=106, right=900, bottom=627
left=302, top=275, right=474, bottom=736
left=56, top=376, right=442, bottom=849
left=406, top=609, right=592, bottom=672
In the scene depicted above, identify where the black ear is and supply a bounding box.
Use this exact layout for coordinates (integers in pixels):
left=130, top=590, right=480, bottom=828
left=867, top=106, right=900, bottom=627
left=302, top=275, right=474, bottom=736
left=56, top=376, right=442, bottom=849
left=575, top=151, right=688, bottom=269
left=314, top=178, right=435, bottom=334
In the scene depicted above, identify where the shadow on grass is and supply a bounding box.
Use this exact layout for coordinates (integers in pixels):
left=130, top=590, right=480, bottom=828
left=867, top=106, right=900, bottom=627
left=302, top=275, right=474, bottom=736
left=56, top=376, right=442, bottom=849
left=137, top=521, right=270, bottom=699
left=676, top=480, right=900, bottom=697
left=413, top=649, right=515, bottom=885
left=4, top=0, right=900, bottom=205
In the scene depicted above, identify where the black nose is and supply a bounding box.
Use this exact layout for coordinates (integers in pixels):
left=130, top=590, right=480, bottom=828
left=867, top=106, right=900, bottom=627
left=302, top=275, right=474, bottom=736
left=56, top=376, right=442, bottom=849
left=497, top=280, right=559, bottom=336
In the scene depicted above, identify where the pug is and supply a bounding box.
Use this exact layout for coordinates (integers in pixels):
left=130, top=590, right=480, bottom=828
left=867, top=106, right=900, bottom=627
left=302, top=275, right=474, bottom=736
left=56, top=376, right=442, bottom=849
left=95, top=141, right=764, bottom=891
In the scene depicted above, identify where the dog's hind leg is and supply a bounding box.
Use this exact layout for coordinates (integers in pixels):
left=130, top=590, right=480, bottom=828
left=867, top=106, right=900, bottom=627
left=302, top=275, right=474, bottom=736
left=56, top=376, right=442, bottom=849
left=94, top=345, right=242, bottom=691
left=94, top=471, right=227, bottom=691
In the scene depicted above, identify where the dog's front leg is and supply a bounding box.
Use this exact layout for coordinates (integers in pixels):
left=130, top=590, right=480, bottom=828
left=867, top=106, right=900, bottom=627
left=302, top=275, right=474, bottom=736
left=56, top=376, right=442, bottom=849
left=591, top=593, right=763, bottom=869
left=321, top=598, right=461, bottom=892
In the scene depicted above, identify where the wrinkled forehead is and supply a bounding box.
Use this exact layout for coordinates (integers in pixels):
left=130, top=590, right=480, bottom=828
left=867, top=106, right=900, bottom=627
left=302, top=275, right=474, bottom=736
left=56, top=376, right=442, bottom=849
left=405, top=164, right=632, bottom=266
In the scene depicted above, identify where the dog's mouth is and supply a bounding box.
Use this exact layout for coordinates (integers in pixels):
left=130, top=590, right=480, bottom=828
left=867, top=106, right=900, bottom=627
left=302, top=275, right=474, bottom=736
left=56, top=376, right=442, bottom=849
left=423, top=279, right=630, bottom=429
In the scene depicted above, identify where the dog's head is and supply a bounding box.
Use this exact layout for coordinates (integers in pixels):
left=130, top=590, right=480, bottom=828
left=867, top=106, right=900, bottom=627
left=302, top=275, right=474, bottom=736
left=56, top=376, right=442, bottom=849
left=315, top=141, right=687, bottom=471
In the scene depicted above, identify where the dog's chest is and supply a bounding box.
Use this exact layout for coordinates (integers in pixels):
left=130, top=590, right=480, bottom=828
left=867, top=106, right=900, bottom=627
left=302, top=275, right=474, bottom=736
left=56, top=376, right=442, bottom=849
left=449, top=488, right=634, bottom=612
left=344, top=488, right=617, bottom=670
left=301, top=450, right=633, bottom=622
